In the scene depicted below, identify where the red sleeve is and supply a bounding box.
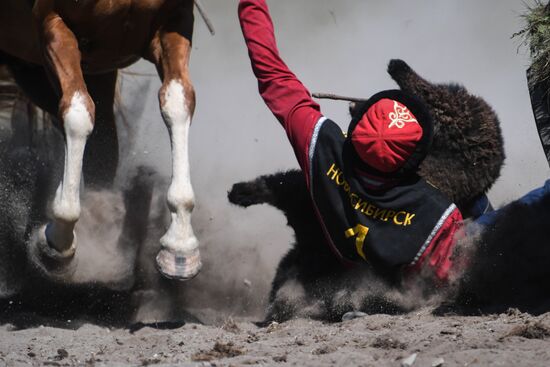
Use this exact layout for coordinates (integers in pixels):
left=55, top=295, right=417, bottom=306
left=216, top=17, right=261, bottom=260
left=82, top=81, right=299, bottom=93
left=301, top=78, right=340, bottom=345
left=238, top=0, right=323, bottom=176
left=406, top=207, right=463, bottom=283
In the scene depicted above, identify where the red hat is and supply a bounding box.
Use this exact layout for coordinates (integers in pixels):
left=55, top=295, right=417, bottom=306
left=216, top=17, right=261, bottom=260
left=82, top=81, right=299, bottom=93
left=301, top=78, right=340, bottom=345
left=351, top=98, right=422, bottom=173
left=347, top=90, right=433, bottom=177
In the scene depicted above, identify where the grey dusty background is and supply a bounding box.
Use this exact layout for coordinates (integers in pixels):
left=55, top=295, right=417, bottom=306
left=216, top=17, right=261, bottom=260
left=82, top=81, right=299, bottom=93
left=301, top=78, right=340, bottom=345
left=114, top=0, right=546, bottom=310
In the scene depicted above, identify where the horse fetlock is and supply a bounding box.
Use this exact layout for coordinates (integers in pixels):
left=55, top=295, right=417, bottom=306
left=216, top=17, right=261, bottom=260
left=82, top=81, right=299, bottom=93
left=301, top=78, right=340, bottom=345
left=166, top=185, right=195, bottom=213
left=160, top=214, right=198, bottom=253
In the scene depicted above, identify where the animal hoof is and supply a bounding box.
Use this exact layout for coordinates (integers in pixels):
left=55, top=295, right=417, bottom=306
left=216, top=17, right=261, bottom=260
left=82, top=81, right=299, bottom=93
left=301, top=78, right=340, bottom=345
left=228, top=180, right=270, bottom=207
left=26, top=225, right=77, bottom=281
left=387, top=59, right=411, bottom=78
left=156, top=247, right=202, bottom=281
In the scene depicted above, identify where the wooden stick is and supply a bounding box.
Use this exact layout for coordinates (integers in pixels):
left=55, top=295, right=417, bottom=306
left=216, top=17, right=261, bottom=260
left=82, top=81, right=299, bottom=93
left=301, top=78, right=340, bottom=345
left=312, top=93, right=366, bottom=103
left=194, top=0, right=216, bottom=36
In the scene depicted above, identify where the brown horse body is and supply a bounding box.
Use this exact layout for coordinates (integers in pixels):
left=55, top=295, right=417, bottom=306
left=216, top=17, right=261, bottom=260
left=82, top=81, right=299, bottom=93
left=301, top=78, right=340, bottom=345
left=0, top=0, right=201, bottom=281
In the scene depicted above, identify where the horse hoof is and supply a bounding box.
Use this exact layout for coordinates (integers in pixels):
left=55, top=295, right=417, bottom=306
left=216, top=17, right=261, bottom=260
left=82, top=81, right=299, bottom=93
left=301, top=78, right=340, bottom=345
left=26, top=224, right=77, bottom=282
left=155, top=247, right=202, bottom=281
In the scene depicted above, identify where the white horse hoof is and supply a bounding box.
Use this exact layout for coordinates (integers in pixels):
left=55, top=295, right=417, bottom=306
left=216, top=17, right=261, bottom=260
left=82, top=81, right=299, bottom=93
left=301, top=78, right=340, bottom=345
left=155, top=247, right=202, bottom=281
left=26, top=224, right=77, bottom=281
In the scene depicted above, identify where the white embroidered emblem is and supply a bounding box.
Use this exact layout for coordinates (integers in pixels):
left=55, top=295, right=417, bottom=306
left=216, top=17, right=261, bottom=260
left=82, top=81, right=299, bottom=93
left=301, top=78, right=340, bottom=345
left=388, top=101, right=418, bottom=129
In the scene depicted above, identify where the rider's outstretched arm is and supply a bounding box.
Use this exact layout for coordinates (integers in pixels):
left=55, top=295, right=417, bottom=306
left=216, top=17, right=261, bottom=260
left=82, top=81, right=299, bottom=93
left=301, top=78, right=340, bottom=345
left=239, top=0, right=323, bottom=176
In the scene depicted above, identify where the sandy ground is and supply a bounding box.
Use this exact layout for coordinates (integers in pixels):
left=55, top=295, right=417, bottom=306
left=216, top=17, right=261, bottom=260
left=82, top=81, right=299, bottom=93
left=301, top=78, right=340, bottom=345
left=1, top=307, right=550, bottom=367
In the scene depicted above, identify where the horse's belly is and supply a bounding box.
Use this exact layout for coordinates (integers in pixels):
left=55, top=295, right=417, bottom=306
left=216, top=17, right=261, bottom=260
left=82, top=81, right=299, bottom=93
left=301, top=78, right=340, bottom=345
left=70, top=12, right=154, bottom=73
left=80, top=52, right=142, bottom=74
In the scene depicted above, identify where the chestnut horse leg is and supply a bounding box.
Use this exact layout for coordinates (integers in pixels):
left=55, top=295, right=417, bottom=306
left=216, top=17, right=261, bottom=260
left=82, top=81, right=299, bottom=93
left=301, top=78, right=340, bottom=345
left=151, top=3, right=201, bottom=280
left=30, top=8, right=94, bottom=271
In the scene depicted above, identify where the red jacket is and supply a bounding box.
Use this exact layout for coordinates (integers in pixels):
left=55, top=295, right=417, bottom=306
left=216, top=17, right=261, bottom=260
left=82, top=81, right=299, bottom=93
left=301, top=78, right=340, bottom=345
left=238, top=0, right=462, bottom=282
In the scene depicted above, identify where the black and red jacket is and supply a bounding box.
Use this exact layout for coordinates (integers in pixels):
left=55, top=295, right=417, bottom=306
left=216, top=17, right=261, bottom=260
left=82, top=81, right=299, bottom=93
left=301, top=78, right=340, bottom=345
left=239, top=0, right=462, bottom=281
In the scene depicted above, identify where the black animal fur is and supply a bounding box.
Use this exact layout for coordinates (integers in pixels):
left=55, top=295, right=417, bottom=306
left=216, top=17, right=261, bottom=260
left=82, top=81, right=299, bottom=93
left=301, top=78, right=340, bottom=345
left=229, top=60, right=507, bottom=322
left=387, top=60, right=505, bottom=211
left=444, top=191, right=550, bottom=315
left=228, top=171, right=342, bottom=304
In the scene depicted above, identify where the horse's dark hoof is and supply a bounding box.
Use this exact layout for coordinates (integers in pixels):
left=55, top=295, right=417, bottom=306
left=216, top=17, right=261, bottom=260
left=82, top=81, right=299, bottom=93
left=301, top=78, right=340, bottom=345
left=26, top=224, right=77, bottom=282
left=155, top=247, right=202, bottom=281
